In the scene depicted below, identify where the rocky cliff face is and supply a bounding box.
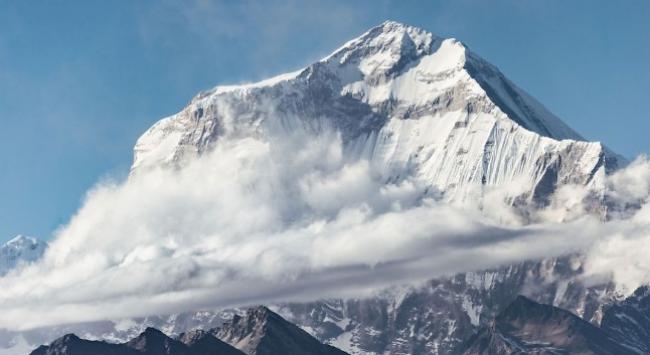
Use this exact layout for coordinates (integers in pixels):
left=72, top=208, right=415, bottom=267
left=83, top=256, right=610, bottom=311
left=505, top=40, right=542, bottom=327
left=461, top=296, right=632, bottom=355
left=213, top=306, right=348, bottom=355
left=273, top=256, right=614, bottom=354
left=600, top=286, right=650, bottom=354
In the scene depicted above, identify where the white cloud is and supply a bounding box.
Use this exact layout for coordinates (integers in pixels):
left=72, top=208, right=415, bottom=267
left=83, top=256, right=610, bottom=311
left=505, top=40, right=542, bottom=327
left=1, top=128, right=650, bottom=331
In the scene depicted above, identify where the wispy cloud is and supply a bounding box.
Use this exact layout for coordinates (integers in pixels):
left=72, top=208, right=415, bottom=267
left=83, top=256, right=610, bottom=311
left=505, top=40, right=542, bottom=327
left=135, top=0, right=368, bottom=81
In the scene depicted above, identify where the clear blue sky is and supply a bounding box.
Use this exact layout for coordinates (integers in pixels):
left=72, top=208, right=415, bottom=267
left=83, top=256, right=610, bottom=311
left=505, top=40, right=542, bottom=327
left=1, top=0, right=649, bottom=243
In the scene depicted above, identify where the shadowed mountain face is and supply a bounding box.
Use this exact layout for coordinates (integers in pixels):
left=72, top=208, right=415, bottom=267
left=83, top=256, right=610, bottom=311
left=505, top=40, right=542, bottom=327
left=461, top=296, right=635, bottom=355
left=125, top=327, right=194, bottom=355
left=179, top=329, right=245, bottom=355
left=601, top=286, right=650, bottom=354
left=30, top=327, right=243, bottom=355
left=30, top=307, right=348, bottom=355
left=30, top=333, right=141, bottom=355
left=213, top=306, right=348, bottom=355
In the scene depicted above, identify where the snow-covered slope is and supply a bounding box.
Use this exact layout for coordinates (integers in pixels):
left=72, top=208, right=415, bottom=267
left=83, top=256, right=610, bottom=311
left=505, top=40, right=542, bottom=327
left=0, top=235, right=47, bottom=276
left=132, top=21, right=621, bottom=211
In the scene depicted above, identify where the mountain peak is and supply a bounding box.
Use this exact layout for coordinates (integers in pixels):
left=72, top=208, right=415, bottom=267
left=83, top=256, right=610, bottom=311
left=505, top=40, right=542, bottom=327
left=58, top=334, right=80, bottom=343
left=214, top=306, right=348, bottom=354
left=322, top=20, right=440, bottom=74
left=178, top=329, right=244, bottom=355
left=31, top=328, right=244, bottom=355
left=125, top=327, right=190, bottom=354
left=133, top=21, right=622, bottom=211
left=32, top=333, right=133, bottom=355
left=378, top=20, right=409, bottom=29
left=142, top=327, right=167, bottom=338
left=6, top=235, right=39, bottom=246
left=372, top=20, right=434, bottom=39
left=1, top=235, right=47, bottom=276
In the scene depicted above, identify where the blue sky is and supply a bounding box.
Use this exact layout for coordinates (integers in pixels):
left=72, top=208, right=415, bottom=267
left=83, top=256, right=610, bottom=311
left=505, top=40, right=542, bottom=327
left=1, top=0, right=649, bottom=243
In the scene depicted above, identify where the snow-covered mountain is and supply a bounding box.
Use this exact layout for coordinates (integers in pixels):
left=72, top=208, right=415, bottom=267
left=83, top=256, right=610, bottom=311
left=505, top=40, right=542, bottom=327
left=1, top=21, right=635, bottom=355
left=0, top=235, right=47, bottom=276
left=132, top=21, right=622, bottom=213
left=123, top=20, right=628, bottom=354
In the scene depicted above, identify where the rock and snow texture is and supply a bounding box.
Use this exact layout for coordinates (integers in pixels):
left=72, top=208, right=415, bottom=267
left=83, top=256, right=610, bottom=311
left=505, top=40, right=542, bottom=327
left=461, top=296, right=632, bottom=355
left=0, top=235, right=47, bottom=276
left=28, top=308, right=349, bottom=355
left=274, top=256, right=615, bottom=355
left=132, top=21, right=621, bottom=212
left=600, top=286, right=650, bottom=354
left=213, top=306, right=348, bottom=355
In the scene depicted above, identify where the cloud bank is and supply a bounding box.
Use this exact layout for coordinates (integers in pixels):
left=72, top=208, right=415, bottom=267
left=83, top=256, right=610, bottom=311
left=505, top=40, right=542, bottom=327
left=1, top=128, right=650, bottom=331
